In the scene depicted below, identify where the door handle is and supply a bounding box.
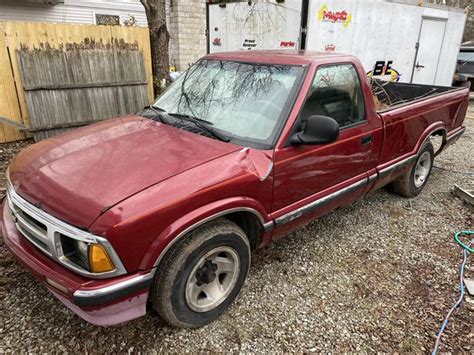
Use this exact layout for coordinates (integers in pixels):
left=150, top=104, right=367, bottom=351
left=361, top=135, right=373, bottom=145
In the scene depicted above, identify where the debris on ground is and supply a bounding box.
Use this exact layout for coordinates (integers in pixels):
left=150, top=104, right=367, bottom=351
left=453, top=185, right=474, bottom=210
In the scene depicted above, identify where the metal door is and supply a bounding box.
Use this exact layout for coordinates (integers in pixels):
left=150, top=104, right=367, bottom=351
left=412, top=17, right=447, bottom=85
left=271, top=63, right=382, bottom=239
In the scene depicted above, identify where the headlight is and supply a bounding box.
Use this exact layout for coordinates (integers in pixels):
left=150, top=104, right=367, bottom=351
left=60, top=235, right=115, bottom=273
left=75, top=239, right=89, bottom=269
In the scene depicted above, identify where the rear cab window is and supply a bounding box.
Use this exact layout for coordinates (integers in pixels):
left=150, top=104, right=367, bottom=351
left=300, top=64, right=366, bottom=129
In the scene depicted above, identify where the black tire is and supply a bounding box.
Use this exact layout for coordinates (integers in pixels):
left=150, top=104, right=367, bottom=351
left=393, top=141, right=434, bottom=198
left=150, top=218, right=250, bottom=328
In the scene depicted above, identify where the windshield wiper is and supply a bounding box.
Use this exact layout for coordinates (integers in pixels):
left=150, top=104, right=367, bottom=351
left=167, top=112, right=213, bottom=125
left=142, top=105, right=169, bottom=124
left=150, top=105, right=166, bottom=112
left=167, top=112, right=230, bottom=142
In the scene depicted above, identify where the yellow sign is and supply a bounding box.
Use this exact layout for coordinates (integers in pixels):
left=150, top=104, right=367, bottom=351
left=317, top=4, right=352, bottom=28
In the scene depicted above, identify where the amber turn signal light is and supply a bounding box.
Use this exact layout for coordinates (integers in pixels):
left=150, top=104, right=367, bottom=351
left=89, top=244, right=115, bottom=273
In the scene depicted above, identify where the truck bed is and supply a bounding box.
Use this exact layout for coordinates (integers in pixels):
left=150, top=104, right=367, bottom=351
left=371, top=79, right=463, bottom=112
left=373, top=78, right=468, bottom=172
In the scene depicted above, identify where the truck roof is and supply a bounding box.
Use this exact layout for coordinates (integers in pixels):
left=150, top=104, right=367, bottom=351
left=204, top=50, right=353, bottom=66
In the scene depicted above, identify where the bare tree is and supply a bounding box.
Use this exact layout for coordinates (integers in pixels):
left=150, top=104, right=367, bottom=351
left=140, top=0, right=170, bottom=95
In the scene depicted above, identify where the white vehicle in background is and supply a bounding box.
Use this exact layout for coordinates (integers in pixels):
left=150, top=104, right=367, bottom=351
left=207, top=0, right=467, bottom=87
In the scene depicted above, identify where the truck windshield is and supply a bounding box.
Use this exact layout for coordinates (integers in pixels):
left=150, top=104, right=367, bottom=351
left=153, top=60, right=304, bottom=147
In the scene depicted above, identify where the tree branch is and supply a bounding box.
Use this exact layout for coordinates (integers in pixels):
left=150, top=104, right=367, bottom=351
left=139, top=0, right=151, bottom=13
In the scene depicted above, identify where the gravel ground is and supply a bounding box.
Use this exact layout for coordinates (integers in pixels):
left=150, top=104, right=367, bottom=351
left=0, top=116, right=473, bottom=352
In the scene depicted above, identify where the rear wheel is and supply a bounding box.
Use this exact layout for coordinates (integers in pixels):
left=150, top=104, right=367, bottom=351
left=393, top=141, right=434, bottom=198
left=150, top=219, right=250, bottom=328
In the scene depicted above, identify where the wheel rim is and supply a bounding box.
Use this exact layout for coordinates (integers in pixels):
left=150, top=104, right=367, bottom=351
left=185, top=246, right=240, bottom=313
left=414, top=151, right=431, bottom=188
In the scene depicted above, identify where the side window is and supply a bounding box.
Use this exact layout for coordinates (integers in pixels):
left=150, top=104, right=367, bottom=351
left=300, top=64, right=366, bottom=128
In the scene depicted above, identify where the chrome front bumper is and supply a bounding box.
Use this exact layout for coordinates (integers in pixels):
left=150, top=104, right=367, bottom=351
left=73, top=272, right=153, bottom=306
left=2, top=198, right=154, bottom=326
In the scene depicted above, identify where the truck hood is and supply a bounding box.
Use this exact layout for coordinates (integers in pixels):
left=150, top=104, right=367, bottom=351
left=8, top=115, right=240, bottom=229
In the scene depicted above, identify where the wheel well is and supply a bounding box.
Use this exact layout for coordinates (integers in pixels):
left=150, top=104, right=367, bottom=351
left=152, top=210, right=265, bottom=270
left=224, top=211, right=264, bottom=250
left=428, top=128, right=446, bottom=156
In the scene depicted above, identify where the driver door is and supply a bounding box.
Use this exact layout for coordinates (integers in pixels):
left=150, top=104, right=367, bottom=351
left=271, top=63, right=380, bottom=238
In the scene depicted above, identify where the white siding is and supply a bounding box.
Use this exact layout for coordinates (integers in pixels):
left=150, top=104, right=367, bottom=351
left=0, top=0, right=147, bottom=26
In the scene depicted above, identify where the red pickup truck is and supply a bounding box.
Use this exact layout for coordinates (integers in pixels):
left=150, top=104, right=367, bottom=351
left=1, top=51, right=468, bottom=328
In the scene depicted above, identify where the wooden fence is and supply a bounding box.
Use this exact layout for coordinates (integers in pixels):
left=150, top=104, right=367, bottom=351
left=0, top=21, right=153, bottom=143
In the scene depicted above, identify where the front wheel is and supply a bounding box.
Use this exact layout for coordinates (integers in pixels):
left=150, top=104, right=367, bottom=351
left=393, top=141, right=434, bottom=198
left=150, top=219, right=250, bottom=328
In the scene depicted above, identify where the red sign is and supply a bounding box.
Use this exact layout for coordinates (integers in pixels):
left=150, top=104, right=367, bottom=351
left=324, top=44, right=336, bottom=52
left=280, top=41, right=295, bottom=48
left=318, top=4, right=352, bottom=27
left=322, top=9, right=348, bottom=22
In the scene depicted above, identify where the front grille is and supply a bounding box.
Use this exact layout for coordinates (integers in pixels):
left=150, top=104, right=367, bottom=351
left=19, top=210, right=47, bottom=233
left=8, top=199, right=52, bottom=256
left=16, top=222, right=50, bottom=252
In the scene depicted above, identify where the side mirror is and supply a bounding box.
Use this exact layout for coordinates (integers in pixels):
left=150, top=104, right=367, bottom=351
left=290, top=115, right=339, bottom=145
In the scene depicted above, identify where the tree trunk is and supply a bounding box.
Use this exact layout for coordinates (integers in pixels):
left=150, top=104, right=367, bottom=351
left=140, top=0, right=170, bottom=96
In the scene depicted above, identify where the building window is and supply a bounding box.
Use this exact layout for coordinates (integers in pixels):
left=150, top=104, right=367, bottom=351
left=95, top=14, right=120, bottom=26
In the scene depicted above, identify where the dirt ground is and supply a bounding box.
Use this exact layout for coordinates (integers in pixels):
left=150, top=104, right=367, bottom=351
left=0, top=114, right=473, bottom=352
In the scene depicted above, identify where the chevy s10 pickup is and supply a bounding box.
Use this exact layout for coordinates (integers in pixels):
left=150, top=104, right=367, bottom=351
left=1, top=50, right=468, bottom=327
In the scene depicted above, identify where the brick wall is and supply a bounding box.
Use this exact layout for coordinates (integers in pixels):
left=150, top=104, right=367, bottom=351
left=169, top=0, right=207, bottom=71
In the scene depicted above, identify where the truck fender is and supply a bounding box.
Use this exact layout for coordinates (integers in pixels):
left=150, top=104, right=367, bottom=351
left=139, top=197, right=273, bottom=270
left=414, top=122, right=447, bottom=156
